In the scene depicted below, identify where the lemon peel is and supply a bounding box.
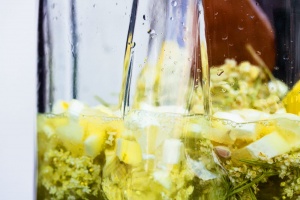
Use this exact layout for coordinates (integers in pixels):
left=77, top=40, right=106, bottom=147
left=283, top=80, right=300, bottom=115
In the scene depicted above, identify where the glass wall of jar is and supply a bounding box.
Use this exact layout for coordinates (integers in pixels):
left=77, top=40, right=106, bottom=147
left=185, top=0, right=300, bottom=199
left=36, top=0, right=300, bottom=199
left=36, top=0, right=132, bottom=199
left=106, top=0, right=224, bottom=199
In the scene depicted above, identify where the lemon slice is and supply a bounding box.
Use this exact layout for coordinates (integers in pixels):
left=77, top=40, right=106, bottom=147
left=283, top=80, right=300, bottom=115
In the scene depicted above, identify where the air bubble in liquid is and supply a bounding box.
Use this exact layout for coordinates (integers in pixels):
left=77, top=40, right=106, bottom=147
left=147, top=29, right=157, bottom=38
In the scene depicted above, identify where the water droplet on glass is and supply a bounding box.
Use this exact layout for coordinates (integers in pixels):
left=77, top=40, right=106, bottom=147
left=274, top=66, right=279, bottom=70
left=197, top=69, right=201, bottom=73
left=214, top=12, right=219, bottom=16
left=256, top=51, right=261, bottom=55
left=128, top=42, right=136, bottom=49
left=52, top=3, right=55, bottom=9
left=229, top=43, right=234, bottom=47
left=231, top=122, right=237, bottom=128
left=170, top=17, right=173, bottom=20
left=116, top=3, right=118, bottom=5
left=221, top=88, right=226, bottom=93
left=143, top=15, right=146, bottom=20
left=283, top=55, right=289, bottom=60
left=238, top=26, right=244, bottom=30
left=250, top=15, right=255, bottom=19
left=171, top=0, right=178, bottom=7
left=255, top=2, right=259, bottom=6
left=222, top=35, right=228, bottom=40
left=93, top=4, right=96, bottom=8
left=217, top=69, right=224, bottom=76
left=147, top=29, right=156, bottom=38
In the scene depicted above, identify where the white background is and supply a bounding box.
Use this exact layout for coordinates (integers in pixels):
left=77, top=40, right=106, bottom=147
left=0, top=0, right=37, bottom=199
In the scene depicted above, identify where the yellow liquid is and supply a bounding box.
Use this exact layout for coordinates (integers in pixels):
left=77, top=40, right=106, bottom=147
left=36, top=113, right=123, bottom=200
left=36, top=111, right=222, bottom=200
left=37, top=109, right=300, bottom=200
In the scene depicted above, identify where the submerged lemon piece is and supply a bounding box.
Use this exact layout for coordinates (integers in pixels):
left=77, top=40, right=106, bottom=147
left=116, top=138, right=142, bottom=166
left=283, top=80, right=300, bottom=115
left=84, top=134, right=105, bottom=158
left=80, top=116, right=124, bottom=158
left=52, top=100, right=69, bottom=114
left=255, top=120, right=276, bottom=139
left=246, top=131, right=291, bottom=159
left=56, top=120, right=85, bottom=156
left=233, top=131, right=292, bottom=160
left=273, top=113, right=300, bottom=149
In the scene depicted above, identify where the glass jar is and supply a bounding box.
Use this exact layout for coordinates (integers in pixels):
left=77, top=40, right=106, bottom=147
left=186, top=0, right=300, bottom=199
left=36, top=0, right=131, bottom=199
left=36, top=0, right=300, bottom=199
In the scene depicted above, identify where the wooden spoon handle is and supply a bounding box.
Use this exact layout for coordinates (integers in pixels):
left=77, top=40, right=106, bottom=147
left=203, top=0, right=275, bottom=69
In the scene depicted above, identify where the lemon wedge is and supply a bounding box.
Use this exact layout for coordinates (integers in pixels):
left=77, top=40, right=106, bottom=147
left=283, top=80, right=300, bottom=115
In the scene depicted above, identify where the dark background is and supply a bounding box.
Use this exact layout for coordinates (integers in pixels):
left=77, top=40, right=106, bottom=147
left=257, top=0, right=300, bottom=87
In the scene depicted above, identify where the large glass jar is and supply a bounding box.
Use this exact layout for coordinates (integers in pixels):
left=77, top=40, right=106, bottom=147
left=186, top=0, right=300, bottom=199
left=36, top=0, right=300, bottom=199
left=36, top=0, right=131, bottom=199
